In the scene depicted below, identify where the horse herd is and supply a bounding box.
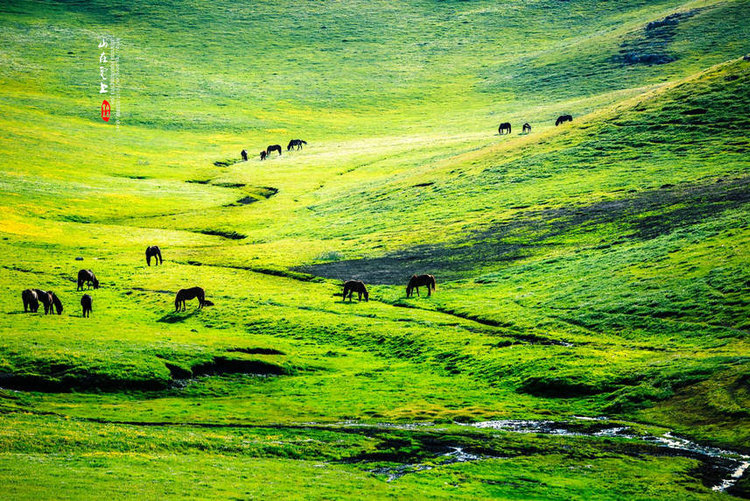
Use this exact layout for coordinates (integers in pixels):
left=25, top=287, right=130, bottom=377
left=499, top=115, right=572, bottom=135
left=241, top=139, right=307, bottom=162
left=20, top=241, right=435, bottom=317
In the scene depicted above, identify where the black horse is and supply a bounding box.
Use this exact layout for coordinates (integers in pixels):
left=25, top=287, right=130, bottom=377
left=266, top=145, right=282, bottom=157
left=77, top=269, right=99, bottom=290
left=555, top=115, right=573, bottom=126
left=522, top=123, right=531, bottom=134
left=342, top=280, right=368, bottom=302
left=406, top=274, right=436, bottom=298
left=498, top=122, right=512, bottom=135
left=22, top=289, right=39, bottom=312
left=241, top=149, right=248, bottom=161
left=146, top=245, right=163, bottom=266
left=32, top=288, right=52, bottom=314
left=287, top=139, right=307, bottom=151
left=81, top=294, right=92, bottom=317
left=260, top=150, right=267, bottom=161
left=175, top=286, right=206, bottom=312
left=46, top=291, right=63, bottom=315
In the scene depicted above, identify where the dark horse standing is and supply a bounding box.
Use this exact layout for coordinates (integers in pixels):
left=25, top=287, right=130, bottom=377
left=266, top=145, right=282, bottom=157
left=22, top=289, right=39, bottom=312
left=522, top=123, right=531, bottom=134
left=498, top=122, right=512, bottom=135
left=45, top=291, right=63, bottom=315
left=175, top=287, right=206, bottom=312
left=260, top=150, right=267, bottom=161
left=146, top=245, right=163, bottom=266
left=406, top=274, right=436, bottom=298
left=241, top=149, right=248, bottom=161
left=555, top=114, right=573, bottom=126
left=81, top=294, right=92, bottom=317
left=342, top=280, right=368, bottom=302
left=77, top=269, right=99, bottom=291
left=287, top=139, right=307, bottom=151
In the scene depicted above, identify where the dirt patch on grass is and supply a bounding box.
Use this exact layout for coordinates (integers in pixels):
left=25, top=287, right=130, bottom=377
left=196, top=229, right=247, bottom=240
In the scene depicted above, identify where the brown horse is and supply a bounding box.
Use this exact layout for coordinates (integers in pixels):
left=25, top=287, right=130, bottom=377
left=266, top=145, right=282, bottom=157
left=32, top=289, right=51, bottom=313
left=555, top=114, right=573, bottom=126
left=522, top=123, right=531, bottom=134
left=175, top=287, right=206, bottom=312
left=45, top=291, right=63, bottom=315
left=81, top=294, right=92, bottom=317
left=77, top=269, right=99, bottom=290
left=241, top=149, right=248, bottom=161
left=260, top=150, right=267, bottom=161
left=342, top=280, right=369, bottom=302
left=498, top=122, right=512, bottom=135
left=146, top=245, right=163, bottom=266
left=406, top=274, right=436, bottom=298
left=22, top=289, right=39, bottom=312
left=287, top=139, right=307, bottom=151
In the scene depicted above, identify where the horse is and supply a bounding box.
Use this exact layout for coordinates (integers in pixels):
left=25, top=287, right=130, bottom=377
left=498, top=122, right=512, bottom=135
left=32, top=288, right=52, bottom=314
left=287, top=139, right=307, bottom=151
left=146, top=245, right=163, bottom=266
left=260, top=150, right=267, bottom=161
left=77, top=269, right=99, bottom=290
left=555, top=114, right=573, bottom=126
left=22, top=289, right=39, bottom=312
left=522, top=123, right=531, bottom=134
left=406, top=274, right=436, bottom=298
left=342, top=280, right=369, bottom=302
left=175, top=287, right=206, bottom=312
left=241, top=149, right=248, bottom=161
left=81, top=294, right=92, bottom=317
left=46, top=291, right=63, bottom=315
left=266, top=145, right=282, bottom=157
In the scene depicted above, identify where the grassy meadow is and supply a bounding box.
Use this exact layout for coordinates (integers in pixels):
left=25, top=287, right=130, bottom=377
left=0, top=0, right=749, bottom=498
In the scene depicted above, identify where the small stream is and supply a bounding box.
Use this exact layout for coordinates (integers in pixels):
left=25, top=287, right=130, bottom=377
left=367, top=418, right=748, bottom=493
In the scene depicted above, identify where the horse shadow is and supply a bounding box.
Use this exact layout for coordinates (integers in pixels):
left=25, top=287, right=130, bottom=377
left=158, top=310, right=199, bottom=323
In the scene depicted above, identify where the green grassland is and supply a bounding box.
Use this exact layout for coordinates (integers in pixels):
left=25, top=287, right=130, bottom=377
left=1, top=0, right=749, bottom=498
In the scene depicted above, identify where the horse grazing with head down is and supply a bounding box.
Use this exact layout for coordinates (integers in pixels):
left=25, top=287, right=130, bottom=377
left=266, top=145, right=282, bottom=157
left=81, top=294, right=92, bottom=317
left=175, top=287, right=206, bottom=312
left=77, top=269, right=99, bottom=291
left=32, top=289, right=52, bottom=314
left=498, top=122, right=512, bottom=135
left=342, top=280, right=368, bottom=302
left=22, top=289, right=39, bottom=312
left=555, top=114, right=573, bottom=126
left=45, top=291, right=63, bottom=315
left=522, top=123, right=531, bottom=134
left=146, top=245, right=163, bottom=266
left=406, top=274, right=436, bottom=298
left=287, top=139, right=307, bottom=151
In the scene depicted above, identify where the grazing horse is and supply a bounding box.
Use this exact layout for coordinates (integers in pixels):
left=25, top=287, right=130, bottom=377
left=81, top=294, right=92, bottom=317
left=146, top=245, right=163, bottom=266
left=260, top=150, right=267, bottom=161
left=406, top=274, right=436, bottom=298
left=22, top=289, right=39, bottom=312
left=498, top=122, right=512, bottom=135
left=241, top=149, right=248, bottom=161
left=287, top=139, right=307, bottom=151
left=266, top=145, right=282, bottom=157
left=77, top=269, right=99, bottom=290
left=46, top=291, right=63, bottom=315
left=175, top=287, right=206, bottom=312
left=32, top=289, right=52, bottom=314
left=342, top=280, right=369, bottom=302
left=555, top=114, right=573, bottom=126
left=522, top=123, right=531, bottom=134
